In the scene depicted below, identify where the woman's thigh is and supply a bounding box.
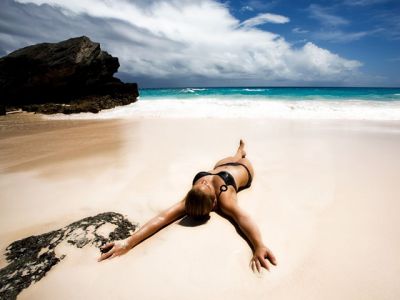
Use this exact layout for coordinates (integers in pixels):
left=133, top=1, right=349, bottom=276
left=213, top=156, right=254, bottom=178
left=238, top=157, right=254, bottom=178
left=213, top=156, right=237, bottom=168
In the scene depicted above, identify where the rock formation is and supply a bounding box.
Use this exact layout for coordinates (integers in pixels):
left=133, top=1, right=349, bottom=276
left=0, top=36, right=139, bottom=115
left=0, top=212, right=137, bottom=299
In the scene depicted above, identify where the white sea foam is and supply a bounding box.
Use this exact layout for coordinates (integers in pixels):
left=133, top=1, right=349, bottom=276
left=44, top=97, right=400, bottom=121
left=243, top=88, right=268, bottom=92
left=180, top=88, right=195, bottom=93
left=180, top=88, right=207, bottom=93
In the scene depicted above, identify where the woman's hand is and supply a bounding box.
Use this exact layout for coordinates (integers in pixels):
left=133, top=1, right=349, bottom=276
left=98, top=239, right=131, bottom=262
left=250, top=245, right=277, bottom=273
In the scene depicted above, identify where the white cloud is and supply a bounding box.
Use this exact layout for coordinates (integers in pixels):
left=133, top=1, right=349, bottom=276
left=287, top=42, right=362, bottom=80
left=314, top=30, right=369, bottom=42
left=293, top=27, right=309, bottom=34
left=343, top=0, right=391, bottom=6
left=306, top=4, right=380, bottom=44
left=387, top=56, right=400, bottom=62
left=246, top=0, right=278, bottom=11
left=240, top=5, right=253, bottom=12
left=12, top=0, right=362, bottom=83
left=313, top=28, right=381, bottom=43
left=308, top=4, right=349, bottom=26
left=240, top=12, right=290, bottom=28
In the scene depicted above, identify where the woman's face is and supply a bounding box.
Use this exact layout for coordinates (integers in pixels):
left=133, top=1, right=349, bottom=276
left=195, top=179, right=214, bottom=195
left=194, top=179, right=217, bottom=208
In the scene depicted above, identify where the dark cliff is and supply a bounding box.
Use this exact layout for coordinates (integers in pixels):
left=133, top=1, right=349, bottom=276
left=0, top=36, right=139, bottom=115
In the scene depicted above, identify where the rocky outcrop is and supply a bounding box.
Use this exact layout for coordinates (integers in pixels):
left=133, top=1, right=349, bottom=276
left=0, top=36, right=139, bottom=115
left=0, top=212, right=137, bottom=299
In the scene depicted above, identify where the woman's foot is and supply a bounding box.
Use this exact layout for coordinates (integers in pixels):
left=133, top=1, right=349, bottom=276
left=238, top=139, right=246, bottom=158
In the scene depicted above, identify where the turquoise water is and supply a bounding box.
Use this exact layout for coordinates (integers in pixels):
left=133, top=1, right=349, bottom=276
left=51, top=87, right=400, bottom=120
left=140, top=87, right=400, bottom=101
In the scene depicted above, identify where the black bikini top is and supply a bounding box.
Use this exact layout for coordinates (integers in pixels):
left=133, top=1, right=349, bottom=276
left=192, top=171, right=238, bottom=192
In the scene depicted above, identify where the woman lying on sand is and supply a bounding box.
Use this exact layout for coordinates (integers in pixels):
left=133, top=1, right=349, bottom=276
left=98, top=140, right=277, bottom=272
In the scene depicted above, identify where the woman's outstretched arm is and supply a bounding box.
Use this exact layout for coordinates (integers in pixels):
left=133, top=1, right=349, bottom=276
left=219, top=194, right=277, bottom=273
left=98, top=200, right=186, bottom=261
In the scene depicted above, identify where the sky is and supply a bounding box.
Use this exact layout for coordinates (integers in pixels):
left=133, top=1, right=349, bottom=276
left=0, top=0, right=399, bottom=88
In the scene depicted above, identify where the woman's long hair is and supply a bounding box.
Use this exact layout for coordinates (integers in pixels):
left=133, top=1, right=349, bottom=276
left=184, top=187, right=214, bottom=218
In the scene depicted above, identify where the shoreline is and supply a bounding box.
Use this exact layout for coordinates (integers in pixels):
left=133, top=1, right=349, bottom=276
left=40, top=98, right=400, bottom=121
left=1, top=113, right=400, bottom=299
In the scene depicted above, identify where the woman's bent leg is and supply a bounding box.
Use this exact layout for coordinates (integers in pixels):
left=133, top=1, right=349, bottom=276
left=213, top=140, right=246, bottom=168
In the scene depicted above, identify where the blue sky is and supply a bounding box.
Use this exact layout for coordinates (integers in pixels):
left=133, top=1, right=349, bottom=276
left=0, top=0, right=399, bottom=87
left=226, top=0, right=400, bottom=84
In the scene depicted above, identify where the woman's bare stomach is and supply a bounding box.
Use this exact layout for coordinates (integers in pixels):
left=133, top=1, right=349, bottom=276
left=213, top=160, right=253, bottom=191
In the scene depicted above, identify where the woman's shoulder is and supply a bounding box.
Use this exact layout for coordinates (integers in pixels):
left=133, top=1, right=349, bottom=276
left=215, top=189, right=240, bottom=216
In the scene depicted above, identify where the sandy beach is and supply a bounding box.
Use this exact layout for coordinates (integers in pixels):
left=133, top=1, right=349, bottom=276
left=1, top=112, right=400, bottom=299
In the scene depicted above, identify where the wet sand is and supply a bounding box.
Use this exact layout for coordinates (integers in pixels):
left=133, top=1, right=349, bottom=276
left=1, top=113, right=400, bottom=299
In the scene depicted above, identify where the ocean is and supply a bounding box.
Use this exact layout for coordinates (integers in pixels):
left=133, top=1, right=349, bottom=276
left=49, top=87, right=400, bottom=120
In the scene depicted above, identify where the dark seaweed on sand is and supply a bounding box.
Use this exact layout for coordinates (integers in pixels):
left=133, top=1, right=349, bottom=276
left=0, top=212, right=137, bottom=299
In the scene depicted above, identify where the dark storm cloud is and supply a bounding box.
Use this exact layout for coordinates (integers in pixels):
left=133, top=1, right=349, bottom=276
left=0, top=0, right=180, bottom=56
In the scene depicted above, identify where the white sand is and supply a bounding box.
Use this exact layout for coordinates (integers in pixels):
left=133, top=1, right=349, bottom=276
left=1, top=114, right=400, bottom=299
